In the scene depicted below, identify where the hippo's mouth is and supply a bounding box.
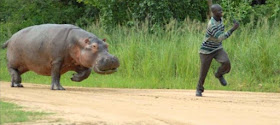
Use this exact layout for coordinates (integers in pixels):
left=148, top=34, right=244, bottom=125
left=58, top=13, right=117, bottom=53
left=93, top=66, right=117, bottom=75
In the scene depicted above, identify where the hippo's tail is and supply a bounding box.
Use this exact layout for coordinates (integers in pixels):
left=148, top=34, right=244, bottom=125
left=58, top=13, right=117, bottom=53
left=2, top=39, right=10, bottom=49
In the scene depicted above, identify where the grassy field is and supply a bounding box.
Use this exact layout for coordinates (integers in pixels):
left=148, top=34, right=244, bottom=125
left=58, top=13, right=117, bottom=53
left=0, top=101, right=48, bottom=124
left=0, top=18, right=279, bottom=92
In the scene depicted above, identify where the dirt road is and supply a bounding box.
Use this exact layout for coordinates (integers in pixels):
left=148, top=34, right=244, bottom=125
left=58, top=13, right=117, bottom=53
left=1, top=81, right=280, bottom=125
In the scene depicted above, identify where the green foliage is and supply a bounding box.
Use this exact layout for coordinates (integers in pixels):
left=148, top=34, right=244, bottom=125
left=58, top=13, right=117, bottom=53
left=0, top=0, right=99, bottom=41
left=76, top=0, right=280, bottom=28
left=1, top=19, right=279, bottom=92
left=0, top=101, right=48, bottom=124
left=219, top=0, right=280, bottom=23
left=1, top=0, right=279, bottom=34
left=0, top=0, right=280, bottom=92
left=77, top=0, right=208, bottom=28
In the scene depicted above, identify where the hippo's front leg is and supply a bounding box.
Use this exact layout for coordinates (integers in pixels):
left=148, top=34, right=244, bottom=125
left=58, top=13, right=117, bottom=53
left=51, top=60, right=65, bottom=90
left=71, top=67, right=91, bottom=82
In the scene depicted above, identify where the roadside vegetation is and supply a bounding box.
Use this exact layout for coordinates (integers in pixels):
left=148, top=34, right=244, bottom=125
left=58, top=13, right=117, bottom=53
left=0, top=0, right=279, bottom=92
left=0, top=101, right=49, bottom=124
left=1, top=18, right=279, bottom=92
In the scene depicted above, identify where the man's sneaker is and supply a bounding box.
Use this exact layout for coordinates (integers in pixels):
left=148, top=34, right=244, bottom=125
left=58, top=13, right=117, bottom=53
left=218, top=76, right=227, bottom=86
left=196, top=90, right=202, bottom=97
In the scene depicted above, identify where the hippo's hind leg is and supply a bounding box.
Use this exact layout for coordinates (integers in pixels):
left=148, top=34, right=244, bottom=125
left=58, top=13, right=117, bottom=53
left=8, top=68, right=23, bottom=87
left=51, top=59, right=65, bottom=90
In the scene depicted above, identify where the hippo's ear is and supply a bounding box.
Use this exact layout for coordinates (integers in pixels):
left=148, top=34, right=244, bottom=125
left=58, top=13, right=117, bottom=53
left=103, top=38, right=106, bottom=42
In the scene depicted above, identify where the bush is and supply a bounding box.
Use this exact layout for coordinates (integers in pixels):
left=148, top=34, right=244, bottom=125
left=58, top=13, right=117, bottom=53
left=0, top=0, right=99, bottom=41
left=77, top=0, right=208, bottom=28
left=76, top=0, right=280, bottom=28
left=219, top=0, right=280, bottom=24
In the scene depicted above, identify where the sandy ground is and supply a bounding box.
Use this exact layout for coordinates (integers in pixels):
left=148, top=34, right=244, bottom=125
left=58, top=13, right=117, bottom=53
left=1, top=81, right=280, bottom=125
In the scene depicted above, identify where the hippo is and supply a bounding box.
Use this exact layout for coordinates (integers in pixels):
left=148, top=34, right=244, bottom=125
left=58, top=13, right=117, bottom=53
left=2, top=24, right=120, bottom=90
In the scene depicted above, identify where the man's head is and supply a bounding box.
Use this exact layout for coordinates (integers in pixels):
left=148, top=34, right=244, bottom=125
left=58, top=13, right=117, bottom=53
left=211, top=4, right=223, bottom=20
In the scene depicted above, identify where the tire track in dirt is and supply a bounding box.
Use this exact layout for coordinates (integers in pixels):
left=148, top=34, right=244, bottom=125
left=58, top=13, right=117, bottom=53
left=1, top=81, right=280, bottom=125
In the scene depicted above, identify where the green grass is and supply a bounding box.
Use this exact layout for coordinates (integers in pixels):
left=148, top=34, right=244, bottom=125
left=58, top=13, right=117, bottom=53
left=0, top=18, right=280, bottom=92
left=0, top=101, right=48, bottom=124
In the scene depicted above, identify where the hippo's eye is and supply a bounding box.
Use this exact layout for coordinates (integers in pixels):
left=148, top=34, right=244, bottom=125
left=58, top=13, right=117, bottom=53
left=91, top=43, right=98, bottom=49
left=90, top=43, right=98, bottom=52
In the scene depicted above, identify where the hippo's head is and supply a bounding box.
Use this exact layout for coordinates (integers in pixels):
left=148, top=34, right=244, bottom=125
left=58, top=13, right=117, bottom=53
left=73, top=37, right=120, bottom=74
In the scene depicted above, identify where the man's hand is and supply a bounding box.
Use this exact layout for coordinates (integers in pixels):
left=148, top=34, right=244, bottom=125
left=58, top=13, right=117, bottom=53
left=231, top=19, right=240, bottom=31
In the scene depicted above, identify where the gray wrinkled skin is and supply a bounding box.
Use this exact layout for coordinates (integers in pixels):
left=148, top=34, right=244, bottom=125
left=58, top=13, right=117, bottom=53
left=2, top=24, right=120, bottom=90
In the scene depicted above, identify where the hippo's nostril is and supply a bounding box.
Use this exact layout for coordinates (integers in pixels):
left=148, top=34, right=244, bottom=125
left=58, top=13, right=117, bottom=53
left=111, top=59, right=116, bottom=64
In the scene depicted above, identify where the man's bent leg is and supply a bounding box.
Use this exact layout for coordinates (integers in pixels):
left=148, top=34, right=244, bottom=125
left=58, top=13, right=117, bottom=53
left=196, top=53, right=215, bottom=96
left=214, top=49, right=231, bottom=86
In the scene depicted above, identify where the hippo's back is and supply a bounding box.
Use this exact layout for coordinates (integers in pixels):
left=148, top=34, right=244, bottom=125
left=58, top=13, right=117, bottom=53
left=6, top=24, right=80, bottom=75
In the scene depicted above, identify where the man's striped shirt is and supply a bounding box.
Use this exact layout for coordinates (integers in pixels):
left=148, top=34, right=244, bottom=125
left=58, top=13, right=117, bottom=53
left=200, top=17, right=233, bottom=54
